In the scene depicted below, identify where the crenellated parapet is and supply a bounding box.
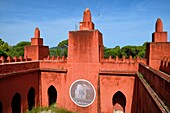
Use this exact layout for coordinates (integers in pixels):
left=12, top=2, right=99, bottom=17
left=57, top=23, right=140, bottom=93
left=43, top=55, right=67, bottom=62
left=101, top=55, right=146, bottom=64
left=0, top=56, right=31, bottom=64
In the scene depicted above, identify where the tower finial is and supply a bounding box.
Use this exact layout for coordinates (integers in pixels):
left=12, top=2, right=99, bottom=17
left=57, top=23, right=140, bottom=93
left=155, top=18, right=163, bottom=32
left=34, top=27, right=40, bottom=38
left=83, top=8, right=91, bottom=22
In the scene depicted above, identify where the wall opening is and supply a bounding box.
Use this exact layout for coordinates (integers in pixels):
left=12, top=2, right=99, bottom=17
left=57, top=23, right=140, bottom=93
left=142, top=109, right=145, bottom=113
left=27, top=87, right=35, bottom=111
left=11, top=92, right=21, bottom=113
left=48, top=85, right=57, bottom=106
left=0, top=101, right=2, bottom=113
left=112, top=91, right=126, bottom=113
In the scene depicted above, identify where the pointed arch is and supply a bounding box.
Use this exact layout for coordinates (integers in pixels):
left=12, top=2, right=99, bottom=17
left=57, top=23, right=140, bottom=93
left=11, top=92, right=21, bottom=113
left=27, top=87, right=35, bottom=111
left=112, top=91, right=126, bottom=113
left=48, top=85, right=57, bottom=106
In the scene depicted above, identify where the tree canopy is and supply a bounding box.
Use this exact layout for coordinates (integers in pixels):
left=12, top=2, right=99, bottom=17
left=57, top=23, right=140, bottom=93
left=105, top=44, right=146, bottom=58
left=0, top=38, right=30, bottom=58
left=50, top=39, right=68, bottom=57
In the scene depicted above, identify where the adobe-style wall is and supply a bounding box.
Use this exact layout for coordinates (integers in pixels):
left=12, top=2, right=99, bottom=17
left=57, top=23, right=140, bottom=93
left=139, top=63, right=170, bottom=108
left=131, top=74, right=165, bottom=113
left=160, top=56, right=170, bottom=74
left=68, top=30, right=103, bottom=63
left=40, top=71, right=67, bottom=107
left=0, top=71, right=39, bottom=113
left=0, top=61, right=39, bottom=75
left=146, top=42, right=170, bottom=69
left=99, top=74, right=135, bottom=113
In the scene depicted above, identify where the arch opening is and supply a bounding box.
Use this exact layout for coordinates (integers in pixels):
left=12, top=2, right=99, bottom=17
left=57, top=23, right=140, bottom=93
left=27, top=87, right=35, bottom=111
left=11, top=92, right=21, bottom=113
left=112, top=91, right=126, bottom=113
left=48, top=85, right=57, bottom=106
left=0, top=101, right=2, bottom=113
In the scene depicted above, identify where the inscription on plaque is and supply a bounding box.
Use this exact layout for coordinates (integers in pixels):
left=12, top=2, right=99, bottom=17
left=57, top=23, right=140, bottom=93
left=69, top=79, right=96, bottom=107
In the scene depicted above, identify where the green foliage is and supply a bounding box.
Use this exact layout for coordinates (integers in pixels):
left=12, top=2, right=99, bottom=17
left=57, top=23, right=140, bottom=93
left=50, top=39, right=68, bottom=57
left=27, top=104, right=75, bottom=113
left=0, top=38, right=30, bottom=58
left=9, top=41, right=31, bottom=57
left=0, top=39, right=11, bottom=58
left=104, top=42, right=147, bottom=58
left=104, top=46, right=121, bottom=58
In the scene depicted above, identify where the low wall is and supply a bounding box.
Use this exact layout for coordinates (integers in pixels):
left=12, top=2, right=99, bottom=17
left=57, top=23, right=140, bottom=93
left=131, top=74, right=167, bottom=113
left=139, top=63, right=170, bottom=108
left=0, top=61, right=39, bottom=75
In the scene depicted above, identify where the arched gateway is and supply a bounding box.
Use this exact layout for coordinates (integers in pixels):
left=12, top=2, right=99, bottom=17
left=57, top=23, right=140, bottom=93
left=27, top=87, right=35, bottom=111
left=48, top=85, right=57, bottom=106
left=11, top=92, right=21, bottom=113
left=112, top=91, right=126, bottom=113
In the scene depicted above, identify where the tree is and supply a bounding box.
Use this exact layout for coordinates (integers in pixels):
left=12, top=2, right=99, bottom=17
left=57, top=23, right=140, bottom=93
left=104, top=46, right=121, bottom=58
left=9, top=41, right=30, bottom=57
left=50, top=39, right=68, bottom=57
left=0, top=39, right=11, bottom=58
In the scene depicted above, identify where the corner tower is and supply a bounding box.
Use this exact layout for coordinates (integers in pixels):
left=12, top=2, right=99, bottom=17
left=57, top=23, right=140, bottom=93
left=66, top=8, right=104, bottom=113
left=152, top=18, right=167, bottom=42
left=68, top=8, right=104, bottom=63
left=79, top=8, right=94, bottom=30
left=24, top=27, right=49, bottom=60
left=146, top=18, right=170, bottom=69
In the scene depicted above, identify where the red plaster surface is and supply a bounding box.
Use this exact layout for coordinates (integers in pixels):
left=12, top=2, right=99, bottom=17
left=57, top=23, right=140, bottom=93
left=139, top=63, right=170, bottom=108
left=0, top=71, right=39, bottom=113
left=131, top=75, right=163, bottom=113
left=41, top=72, right=67, bottom=107
left=146, top=42, right=170, bottom=69
left=100, top=75, right=135, bottom=113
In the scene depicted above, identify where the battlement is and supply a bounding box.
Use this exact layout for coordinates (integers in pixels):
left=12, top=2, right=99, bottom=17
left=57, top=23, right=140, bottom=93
left=101, top=55, right=146, bottom=64
left=0, top=56, right=31, bottom=64
left=43, top=55, right=67, bottom=62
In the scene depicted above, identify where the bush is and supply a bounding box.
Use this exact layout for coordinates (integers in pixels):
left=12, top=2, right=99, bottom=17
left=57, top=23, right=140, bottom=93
left=27, top=103, right=75, bottom=113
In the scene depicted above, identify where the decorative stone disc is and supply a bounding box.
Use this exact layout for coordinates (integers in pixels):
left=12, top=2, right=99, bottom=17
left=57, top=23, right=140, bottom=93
left=69, top=79, right=96, bottom=107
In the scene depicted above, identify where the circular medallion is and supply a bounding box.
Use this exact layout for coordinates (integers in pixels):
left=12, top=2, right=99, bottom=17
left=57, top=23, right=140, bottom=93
left=69, top=79, right=96, bottom=107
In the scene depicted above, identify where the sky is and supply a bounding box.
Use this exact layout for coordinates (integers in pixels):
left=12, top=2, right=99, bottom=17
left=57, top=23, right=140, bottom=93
left=0, top=0, right=170, bottom=48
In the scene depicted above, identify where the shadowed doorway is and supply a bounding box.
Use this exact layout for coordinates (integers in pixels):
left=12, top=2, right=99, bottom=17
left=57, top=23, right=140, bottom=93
left=112, top=91, right=126, bottom=113
left=11, top=92, right=21, bottom=113
left=48, top=85, right=57, bottom=106
left=0, top=101, right=2, bottom=113
left=27, top=87, right=35, bottom=111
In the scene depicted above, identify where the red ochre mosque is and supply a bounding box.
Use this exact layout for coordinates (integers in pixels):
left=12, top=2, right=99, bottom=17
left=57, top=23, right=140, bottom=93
left=0, top=8, right=170, bottom=113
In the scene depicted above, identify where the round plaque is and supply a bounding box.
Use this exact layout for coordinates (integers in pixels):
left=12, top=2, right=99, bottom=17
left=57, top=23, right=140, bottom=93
left=69, top=79, right=96, bottom=107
